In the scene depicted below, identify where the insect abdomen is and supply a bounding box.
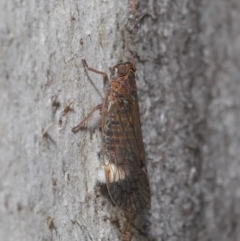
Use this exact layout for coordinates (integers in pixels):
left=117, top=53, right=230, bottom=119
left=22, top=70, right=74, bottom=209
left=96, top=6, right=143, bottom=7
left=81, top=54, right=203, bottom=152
left=103, top=105, right=136, bottom=161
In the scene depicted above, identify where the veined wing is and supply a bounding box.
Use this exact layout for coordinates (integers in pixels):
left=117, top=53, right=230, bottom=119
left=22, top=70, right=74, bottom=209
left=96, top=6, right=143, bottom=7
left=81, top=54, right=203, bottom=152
left=101, top=89, right=150, bottom=214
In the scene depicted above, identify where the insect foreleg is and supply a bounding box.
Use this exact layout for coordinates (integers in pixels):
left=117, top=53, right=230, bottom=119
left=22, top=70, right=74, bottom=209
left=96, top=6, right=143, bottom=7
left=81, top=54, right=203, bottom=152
left=72, top=104, right=102, bottom=133
left=82, top=59, right=109, bottom=85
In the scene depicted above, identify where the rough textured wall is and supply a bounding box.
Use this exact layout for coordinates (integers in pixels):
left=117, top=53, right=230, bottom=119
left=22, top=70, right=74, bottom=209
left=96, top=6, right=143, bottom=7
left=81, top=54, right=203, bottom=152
left=0, top=1, right=131, bottom=240
left=136, top=0, right=240, bottom=240
left=136, top=1, right=204, bottom=240
left=1, top=0, right=240, bottom=241
left=200, top=1, right=240, bottom=240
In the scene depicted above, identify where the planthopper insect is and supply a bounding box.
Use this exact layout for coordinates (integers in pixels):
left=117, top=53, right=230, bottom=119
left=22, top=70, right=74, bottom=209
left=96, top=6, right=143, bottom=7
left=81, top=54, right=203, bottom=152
left=72, top=59, right=151, bottom=214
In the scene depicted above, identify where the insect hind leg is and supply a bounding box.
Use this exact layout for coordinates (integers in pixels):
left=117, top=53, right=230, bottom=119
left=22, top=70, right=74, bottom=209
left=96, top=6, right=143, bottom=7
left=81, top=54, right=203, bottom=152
left=72, top=104, right=102, bottom=133
left=121, top=214, right=133, bottom=241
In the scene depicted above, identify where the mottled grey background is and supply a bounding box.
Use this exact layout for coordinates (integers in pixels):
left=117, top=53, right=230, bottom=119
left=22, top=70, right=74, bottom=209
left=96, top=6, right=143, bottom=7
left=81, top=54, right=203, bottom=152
left=0, top=0, right=239, bottom=241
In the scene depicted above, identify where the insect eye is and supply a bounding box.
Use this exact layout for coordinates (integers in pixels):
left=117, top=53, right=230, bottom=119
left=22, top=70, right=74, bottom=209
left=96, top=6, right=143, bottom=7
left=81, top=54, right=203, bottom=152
left=117, top=64, right=128, bottom=76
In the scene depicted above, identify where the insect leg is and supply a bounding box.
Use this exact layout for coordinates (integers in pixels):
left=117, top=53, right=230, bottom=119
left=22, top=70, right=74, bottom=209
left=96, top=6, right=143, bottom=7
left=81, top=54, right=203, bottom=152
left=82, top=59, right=109, bottom=85
left=121, top=214, right=133, bottom=241
left=72, top=104, right=102, bottom=133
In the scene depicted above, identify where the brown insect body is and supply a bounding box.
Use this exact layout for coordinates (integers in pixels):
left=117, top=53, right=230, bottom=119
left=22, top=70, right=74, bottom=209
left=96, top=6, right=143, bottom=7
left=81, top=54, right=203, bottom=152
left=102, top=63, right=150, bottom=214
left=73, top=60, right=150, bottom=214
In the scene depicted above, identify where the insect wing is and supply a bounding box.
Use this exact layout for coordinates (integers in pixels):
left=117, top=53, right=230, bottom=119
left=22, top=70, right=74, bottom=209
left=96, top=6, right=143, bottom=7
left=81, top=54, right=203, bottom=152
left=102, top=76, right=150, bottom=214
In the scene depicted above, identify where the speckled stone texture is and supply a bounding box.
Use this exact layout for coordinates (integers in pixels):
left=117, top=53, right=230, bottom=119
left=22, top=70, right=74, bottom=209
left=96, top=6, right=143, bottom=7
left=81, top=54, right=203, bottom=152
left=1, top=0, right=240, bottom=240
